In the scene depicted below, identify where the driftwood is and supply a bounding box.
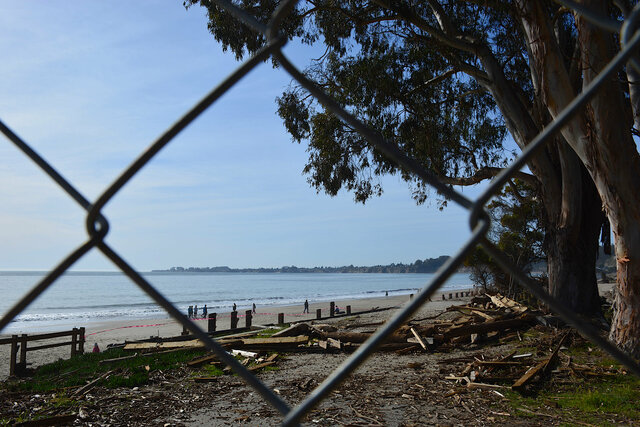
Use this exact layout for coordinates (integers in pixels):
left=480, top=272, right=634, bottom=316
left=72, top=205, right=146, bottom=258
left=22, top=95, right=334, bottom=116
left=512, top=333, right=569, bottom=390
left=322, top=331, right=408, bottom=344
left=187, top=354, right=218, bottom=367
left=72, top=369, right=115, bottom=397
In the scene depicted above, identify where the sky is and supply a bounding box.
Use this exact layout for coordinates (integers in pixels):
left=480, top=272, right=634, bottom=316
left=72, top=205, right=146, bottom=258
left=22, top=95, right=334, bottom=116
left=0, top=1, right=482, bottom=272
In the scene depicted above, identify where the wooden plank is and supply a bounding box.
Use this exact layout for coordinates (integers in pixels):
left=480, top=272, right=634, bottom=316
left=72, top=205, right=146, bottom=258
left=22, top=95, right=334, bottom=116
left=271, top=323, right=310, bottom=338
left=410, top=327, right=427, bottom=350
left=123, top=339, right=243, bottom=351
left=27, top=340, right=74, bottom=352
left=489, top=294, right=528, bottom=313
left=240, top=336, right=309, bottom=346
left=323, top=331, right=407, bottom=344
left=99, top=353, right=139, bottom=365
left=512, top=360, right=547, bottom=389
left=187, top=354, right=218, bottom=367
left=265, top=353, right=279, bottom=362
left=327, top=337, right=343, bottom=350
left=4, top=330, right=75, bottom=344
left=248, top=361, right=276, bottom=371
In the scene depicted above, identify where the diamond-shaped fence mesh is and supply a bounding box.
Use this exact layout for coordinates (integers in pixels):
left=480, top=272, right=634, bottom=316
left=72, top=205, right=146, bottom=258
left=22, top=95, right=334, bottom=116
left=2, top=1, right=640, bottom=425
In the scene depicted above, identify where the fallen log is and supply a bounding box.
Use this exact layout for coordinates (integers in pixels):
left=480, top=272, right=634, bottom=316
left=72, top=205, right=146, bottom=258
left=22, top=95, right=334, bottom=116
left=322, top=331, right=408, bottom=344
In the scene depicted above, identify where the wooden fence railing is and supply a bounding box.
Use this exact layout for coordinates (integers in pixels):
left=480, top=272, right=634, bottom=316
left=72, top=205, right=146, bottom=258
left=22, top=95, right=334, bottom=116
left=0, top=327, right=85, bottom=376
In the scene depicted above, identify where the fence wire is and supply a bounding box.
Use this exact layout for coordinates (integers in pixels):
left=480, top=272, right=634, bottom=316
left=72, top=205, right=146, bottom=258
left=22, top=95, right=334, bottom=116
left=2, top=1, right=640, bottom=426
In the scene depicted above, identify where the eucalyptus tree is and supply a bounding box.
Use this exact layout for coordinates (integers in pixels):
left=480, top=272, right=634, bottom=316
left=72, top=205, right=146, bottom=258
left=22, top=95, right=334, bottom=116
left=187, top=0, right=640, bottom=354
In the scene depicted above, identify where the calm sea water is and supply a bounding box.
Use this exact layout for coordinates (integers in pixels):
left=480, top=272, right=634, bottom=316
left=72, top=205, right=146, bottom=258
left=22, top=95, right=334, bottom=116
left=0, top=271, right=472, bottom=333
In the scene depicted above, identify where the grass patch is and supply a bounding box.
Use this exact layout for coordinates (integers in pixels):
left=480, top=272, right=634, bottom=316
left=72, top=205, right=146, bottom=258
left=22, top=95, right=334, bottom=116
left=200, top=364, right=225, bottom=376
left=503, top=373, right=640, bottom=424
left=554, top=375, right=640, bottom=418
left=2, top=348, right=206, bottom=393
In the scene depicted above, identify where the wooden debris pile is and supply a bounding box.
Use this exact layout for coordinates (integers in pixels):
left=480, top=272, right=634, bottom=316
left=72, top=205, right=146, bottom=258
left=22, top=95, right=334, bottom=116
left=306, top=293, right=539, bottom=354
left=444, top=330, right=627, bottom=394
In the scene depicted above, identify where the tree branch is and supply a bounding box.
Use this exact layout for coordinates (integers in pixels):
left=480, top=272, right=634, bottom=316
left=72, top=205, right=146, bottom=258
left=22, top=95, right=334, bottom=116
left=436, top=167, right=538, bottom=187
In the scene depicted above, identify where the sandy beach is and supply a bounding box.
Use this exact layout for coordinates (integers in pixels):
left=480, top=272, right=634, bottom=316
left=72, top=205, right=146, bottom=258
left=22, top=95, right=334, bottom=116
left=0, top=289, right=474, bottom=380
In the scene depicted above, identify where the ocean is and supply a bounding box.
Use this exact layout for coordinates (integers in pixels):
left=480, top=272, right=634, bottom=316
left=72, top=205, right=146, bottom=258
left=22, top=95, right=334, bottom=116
left=0, top=271, right=473, bottom=334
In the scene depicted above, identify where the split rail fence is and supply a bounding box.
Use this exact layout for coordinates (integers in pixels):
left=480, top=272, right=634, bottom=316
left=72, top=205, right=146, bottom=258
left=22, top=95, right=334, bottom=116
left=0, top=327, right=85, bottom=376
left=1, top=0, right=640, bottom=425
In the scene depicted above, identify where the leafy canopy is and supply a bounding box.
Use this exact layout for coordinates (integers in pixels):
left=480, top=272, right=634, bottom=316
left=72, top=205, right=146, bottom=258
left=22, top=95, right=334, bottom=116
left=186, top=0, right=520, bottom=204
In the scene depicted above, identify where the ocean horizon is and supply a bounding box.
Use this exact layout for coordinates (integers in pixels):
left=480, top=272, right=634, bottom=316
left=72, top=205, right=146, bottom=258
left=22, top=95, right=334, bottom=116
left=0, top=271, right=473, bottom=334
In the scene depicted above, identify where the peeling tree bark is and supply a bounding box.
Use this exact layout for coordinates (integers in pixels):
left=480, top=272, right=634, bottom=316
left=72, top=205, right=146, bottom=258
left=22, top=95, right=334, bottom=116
left=518, top=0, right=640, bottom=356
left=575, top=0, right=640, bottom=357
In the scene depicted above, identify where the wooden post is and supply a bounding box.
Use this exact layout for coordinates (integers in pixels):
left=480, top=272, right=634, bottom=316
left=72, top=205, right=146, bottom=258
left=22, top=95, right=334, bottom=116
left=245, top=310, right=252, bottom=328
left=231, top=311, right=238, bottom=329
left=442, top=294, right=446, bottom=300
left=20, top=334, right=27, bottom=366
left=278, top=313, right=285, bottom=325
left=346, top=305, right=351, bottom=315
left=79, top=327, right=85, bottom=354
left=449, top=293, right=453, bottom=299
left=71, top=328, right=77, bottom=356
left=455, top=292, right=459, bottom=298
left=10, top=335, right=17, bottom=376
left=208, top=313, right=217, bottom=332
left=330, top=302, right=335, bottom=317
left=316, top=308, right=322, bottom=320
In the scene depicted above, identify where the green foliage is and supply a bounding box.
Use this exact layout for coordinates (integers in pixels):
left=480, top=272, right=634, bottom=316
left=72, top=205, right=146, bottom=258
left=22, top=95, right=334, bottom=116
left=465, top=180, right=544, bottom=296
left=186, top=0, right=513, bottom=205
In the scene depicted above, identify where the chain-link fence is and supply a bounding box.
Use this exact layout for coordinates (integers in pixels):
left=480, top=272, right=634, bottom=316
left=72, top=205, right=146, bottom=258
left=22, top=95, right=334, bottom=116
left=2, top=0, right=640, bottom=425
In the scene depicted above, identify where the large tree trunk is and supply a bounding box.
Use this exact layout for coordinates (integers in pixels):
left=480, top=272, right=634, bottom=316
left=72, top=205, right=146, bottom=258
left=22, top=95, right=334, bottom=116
left=520, top=0, right=640, bottom=356
left=477, top=4, right=602, bottom=317
left=546, top=164, right=603, bottom=315
left=575, top=2, right=640, bottom=356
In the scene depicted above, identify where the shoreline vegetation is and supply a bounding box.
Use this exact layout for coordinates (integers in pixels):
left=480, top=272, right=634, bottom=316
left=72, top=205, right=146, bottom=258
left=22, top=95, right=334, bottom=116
left=153, top=255, right=453, bottom=274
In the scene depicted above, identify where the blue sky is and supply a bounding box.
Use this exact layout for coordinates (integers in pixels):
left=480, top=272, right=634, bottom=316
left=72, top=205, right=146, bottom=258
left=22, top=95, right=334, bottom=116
left=0, top=1, right=480, bottom=271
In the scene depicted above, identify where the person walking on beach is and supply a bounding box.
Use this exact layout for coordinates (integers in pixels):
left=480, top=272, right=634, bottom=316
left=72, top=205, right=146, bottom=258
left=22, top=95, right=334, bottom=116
left=202, top=304, right=207, bottom=318
left=303, top=299, right=309, bottom=313
left=233, top=303, right=237, bottom=312
left=252, top=303, right=256, bottom=314
left=92, top=343, right=100, bottom=353
left=194, top=305, right=198, bottom=318
left=188, top=305, right=193, bottom=319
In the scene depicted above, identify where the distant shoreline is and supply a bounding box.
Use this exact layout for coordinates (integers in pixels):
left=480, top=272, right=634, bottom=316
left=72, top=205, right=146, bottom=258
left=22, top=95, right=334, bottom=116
left=154, top=255, right=454, bottom=274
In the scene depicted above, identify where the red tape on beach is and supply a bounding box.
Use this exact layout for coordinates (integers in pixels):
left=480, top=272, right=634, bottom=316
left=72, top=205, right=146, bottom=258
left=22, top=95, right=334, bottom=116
left=86, top=322, right=171, bottom=336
